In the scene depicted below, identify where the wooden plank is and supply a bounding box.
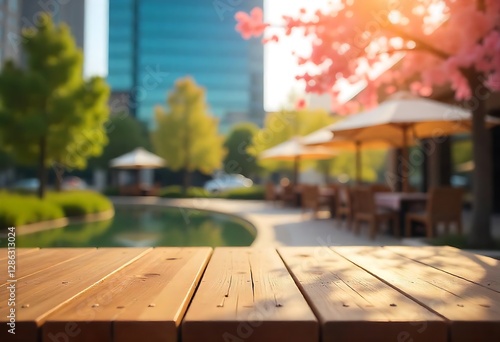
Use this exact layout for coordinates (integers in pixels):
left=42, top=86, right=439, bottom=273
left=1, top=248, right=96, bottom=286
left=43, top=247, right=212, bottom=342
left=335, top=246, right=500, bottom=342
left=386, top=246, right=500, bottom=293
left=182, top=248, right=318, bottom=342
left=278, top=247, right=446, bottom=342
left=0, top=247, right=150, bottom=342
left=0, top=248, right=39, bottom=261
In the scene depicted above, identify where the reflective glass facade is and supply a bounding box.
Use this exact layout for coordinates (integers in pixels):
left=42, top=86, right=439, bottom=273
left=0, top=0, right=21, bottom=66
left=108, top=0, right=264, bottom=131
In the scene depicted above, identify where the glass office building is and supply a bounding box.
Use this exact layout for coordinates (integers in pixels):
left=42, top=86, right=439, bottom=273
left=108, top=0, right=264, bottom=132
left=0, top=0, right=21, bottom=66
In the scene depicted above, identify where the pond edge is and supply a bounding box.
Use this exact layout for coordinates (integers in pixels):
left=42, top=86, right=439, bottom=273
left=12, top=209, right=115, bottom=236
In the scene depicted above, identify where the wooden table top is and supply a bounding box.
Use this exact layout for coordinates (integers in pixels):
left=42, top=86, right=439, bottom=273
left=1, top=246, right=499, bottom=342
left=375, top=192, right=428, bottom=211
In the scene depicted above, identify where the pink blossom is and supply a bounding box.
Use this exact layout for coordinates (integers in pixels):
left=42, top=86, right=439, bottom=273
left=235, top=1, right=500, bottom=105
left=486, top=72, right=500, bottom=91
left=235, top=8, right=268, bottom=39
left=296, top=98, right=307, bottom=109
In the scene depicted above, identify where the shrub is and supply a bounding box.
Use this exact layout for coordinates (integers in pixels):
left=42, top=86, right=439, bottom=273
left=219, top=186, right=265, bottom=200
left=159, top=186, right=210, bottom=198
left=46, top=191, right=113, bottom=217
left=0, top=192, right=64, bottom=228
left=102, top=186, right=120, bottom=196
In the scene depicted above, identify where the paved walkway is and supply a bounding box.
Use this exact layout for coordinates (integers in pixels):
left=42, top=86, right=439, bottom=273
left=111, top=197, right=410, bottom=247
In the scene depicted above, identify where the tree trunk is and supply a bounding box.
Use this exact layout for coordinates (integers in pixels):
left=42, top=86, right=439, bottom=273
left=468, top=85, right=494, bottom=248
left=37, top=137, right=47, bottom=199
left=54, top=175, right=62, bottom=192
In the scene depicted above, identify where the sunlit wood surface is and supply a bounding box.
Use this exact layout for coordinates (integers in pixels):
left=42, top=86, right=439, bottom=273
left=0, top=246, right=498, bottom=341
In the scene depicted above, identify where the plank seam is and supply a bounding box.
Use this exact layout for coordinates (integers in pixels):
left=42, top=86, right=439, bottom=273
left=383, top=247, right=500, bottom=294
left=329, top=247, right=451, bottom=323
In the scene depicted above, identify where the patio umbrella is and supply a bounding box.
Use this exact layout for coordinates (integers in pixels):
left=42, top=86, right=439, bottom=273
left=326, top=96, right=500, bottom=191
left=110, top=147, right=166, bottom=169
left=259, top=136, right=337, bottom=184
left=303, top=128, right=393, bottom=184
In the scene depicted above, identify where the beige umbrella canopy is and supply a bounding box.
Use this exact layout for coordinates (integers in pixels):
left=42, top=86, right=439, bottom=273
left=260, top=137, right=337, bottom=184
left=110, top=148, right=166, bottom=169
left=327, top=96, right=500, bottom=191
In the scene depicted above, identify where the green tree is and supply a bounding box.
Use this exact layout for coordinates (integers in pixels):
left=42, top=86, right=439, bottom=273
left=317, top=150, right=388, bottom=184
left=89, top=114, right=151, bottom=169
left=250, top=108, right=334, bottom=173
left=0, top=14, right=110, bottom=198
left=223, top=122, right=260, bottom=177
left=152, top=77, right=225, bottom=193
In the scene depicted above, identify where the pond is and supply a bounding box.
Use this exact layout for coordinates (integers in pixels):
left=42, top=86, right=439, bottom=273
left=0, top=206, right=256, bottom=248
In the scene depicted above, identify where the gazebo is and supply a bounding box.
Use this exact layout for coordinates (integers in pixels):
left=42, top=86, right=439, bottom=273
left=109, top=148, right=166, bottom=196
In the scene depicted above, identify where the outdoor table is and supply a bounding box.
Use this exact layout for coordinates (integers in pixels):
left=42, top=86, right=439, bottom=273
left=375, top=192, right=428, bottom=235
left=1, top=246, right=499, bottom=342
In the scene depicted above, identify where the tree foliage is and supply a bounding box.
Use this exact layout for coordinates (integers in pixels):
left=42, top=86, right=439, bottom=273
left=152, top=77, right=225, bottom=191
left=317, top=150, right=388, bottom=183
left=250, top=109, right=334, bottom=173
left=236, top=0, right=500, bottom=247
left=223, top=122, right=260, bottom=177
left=89, top=114, right=151, bottom=169
left=0, top=14, right=110, bottom=197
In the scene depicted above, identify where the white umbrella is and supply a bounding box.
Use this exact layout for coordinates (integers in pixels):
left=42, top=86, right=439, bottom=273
left=327, top=97, right=500, bottom=191
left=260, top=137, right=337, bottom=184
left=110, top=147, right=166, bottom=169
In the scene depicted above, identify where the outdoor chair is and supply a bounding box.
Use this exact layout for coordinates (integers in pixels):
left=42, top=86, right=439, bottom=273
left=281, top=183, right=297, bottom=207
left=352, top=187, right=400, bottom=240
left=335, top=185, right=353, bottom=228
left=265, top=182, right=278, bottom=205
left=370, top=183, right=392, bottom=193
left=405, top=186, right=464, bottom=238
left=301, top=185, right=321, bottom=218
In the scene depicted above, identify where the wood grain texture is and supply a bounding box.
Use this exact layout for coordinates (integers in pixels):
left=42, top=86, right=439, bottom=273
left=335, top=246, right=500, bottom=342
left=182, top=248, right=318, bottom=342
left=0, top=248, right=150, bottom=342
left=386, top=246, right=500, bottom=293
left=0, top=248, right=38, bottom=261
left=1, top=248, right=95, bottom=286
left=278, top=247, right=446, bottom=342
left=43, top=247, right=212, bottom=342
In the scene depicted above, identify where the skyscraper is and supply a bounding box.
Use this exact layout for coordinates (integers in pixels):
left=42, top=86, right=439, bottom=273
left=0, top=0, right=21, bottom=66
left=0, top=0, right=85, bottom=68
left=21, top=0, right=85, bottom=50
left=107, top=0, right=264, bottom=132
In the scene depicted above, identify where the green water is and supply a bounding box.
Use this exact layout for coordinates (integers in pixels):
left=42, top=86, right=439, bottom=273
left=0, top=206, right=256, bottom=247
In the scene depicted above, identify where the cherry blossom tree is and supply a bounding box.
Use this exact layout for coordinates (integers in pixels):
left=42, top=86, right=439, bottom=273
left=236, top=1, right=500, bottom=248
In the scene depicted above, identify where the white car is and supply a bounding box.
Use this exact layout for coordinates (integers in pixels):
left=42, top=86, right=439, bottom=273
left=204, top=174, right=253, bottom=193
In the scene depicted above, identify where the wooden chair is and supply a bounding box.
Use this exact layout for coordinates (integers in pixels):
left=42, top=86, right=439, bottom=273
left=352, top=187, right=399, bottom=240
left=335, top=185, right=353, bottom=228
left=301, top=185, right=321, bottom=218
left=265, top=182, right=278, bottom=205
left=370, top=183, right=392, bottom=193
left=405, top=187, right=464, bottom=238
left=281, top=183, right=297, bottom=207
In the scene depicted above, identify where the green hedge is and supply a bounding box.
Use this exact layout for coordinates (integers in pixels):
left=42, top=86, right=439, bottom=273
left=0, top=191, right=113, bottom=228
left=0, top=192, right=64, bottom=227
left=158, top=185, right=265, bottom=200
left=47, top=191, right=113, bottom=217
left=218, top=186, right=265, bottom=200
left=159, top=186, right=209, bottom=198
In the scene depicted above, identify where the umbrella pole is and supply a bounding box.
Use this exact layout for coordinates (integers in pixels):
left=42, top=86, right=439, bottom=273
left=402, top=126, right=410, bottom=192
left=355, top=141, right=361, bottom=185
left=293, top=155, right=300, bottom=185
